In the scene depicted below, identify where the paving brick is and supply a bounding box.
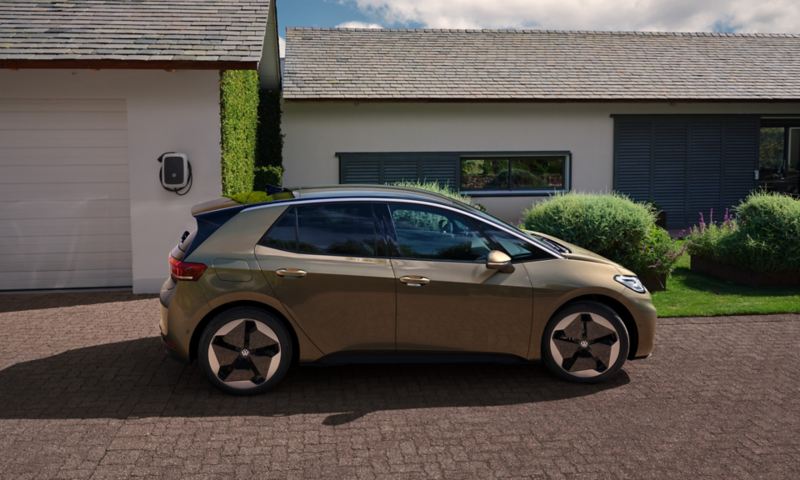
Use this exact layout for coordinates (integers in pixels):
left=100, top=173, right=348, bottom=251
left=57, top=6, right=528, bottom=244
left=0, top=292, right=798, bottom=479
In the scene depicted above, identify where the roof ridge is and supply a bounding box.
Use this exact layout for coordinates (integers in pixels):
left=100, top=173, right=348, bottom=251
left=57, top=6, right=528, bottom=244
left=285, top=27, right=800, bottom=38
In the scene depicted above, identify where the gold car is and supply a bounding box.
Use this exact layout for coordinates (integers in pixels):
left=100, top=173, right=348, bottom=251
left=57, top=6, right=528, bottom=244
left=160, top=186, right=656, bottom=395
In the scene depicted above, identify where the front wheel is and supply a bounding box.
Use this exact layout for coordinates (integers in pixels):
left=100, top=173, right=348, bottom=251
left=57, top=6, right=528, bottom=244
left=198, top=307, right=293, bottom=395
left=542, top=302, right=629, bottom=383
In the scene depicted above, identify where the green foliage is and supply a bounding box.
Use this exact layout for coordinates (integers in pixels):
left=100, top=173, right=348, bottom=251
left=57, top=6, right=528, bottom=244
left=254, top=165, right=284, bottom=190
left=391, top=181, right=477, bottom=206
left=522, top=193, right=680, bottom=276
left=220, top=73, right=284, bottom=196
left=226, top=190, right=294, bottom=205
left=255, top=88, right=283, bottom=175
left=686, top=192, right=800, bottom=272
left=220, top=70, right=259, bottom=196
left=652, top=248, right=800, bottom=317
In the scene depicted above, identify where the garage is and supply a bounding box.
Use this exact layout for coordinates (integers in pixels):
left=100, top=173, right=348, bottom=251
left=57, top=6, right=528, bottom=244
left=0, top=98, right=132, bottom=290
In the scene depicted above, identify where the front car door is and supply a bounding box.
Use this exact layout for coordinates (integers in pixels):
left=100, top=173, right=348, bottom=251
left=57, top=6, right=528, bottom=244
left=255, top=201, right=395, bottom=354
left=383, top=201, right=543, bottom=358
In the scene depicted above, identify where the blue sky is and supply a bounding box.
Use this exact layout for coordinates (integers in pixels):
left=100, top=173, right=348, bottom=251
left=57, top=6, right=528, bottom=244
left=276, top=0, right=797, bottom=56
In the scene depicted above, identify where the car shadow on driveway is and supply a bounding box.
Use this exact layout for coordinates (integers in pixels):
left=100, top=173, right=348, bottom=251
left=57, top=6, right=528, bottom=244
left=0, top=337, right=629, bottom=425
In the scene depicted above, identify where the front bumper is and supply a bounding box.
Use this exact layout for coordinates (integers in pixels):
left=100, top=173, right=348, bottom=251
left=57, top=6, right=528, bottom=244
left=626, top=293, right=657, bottom=359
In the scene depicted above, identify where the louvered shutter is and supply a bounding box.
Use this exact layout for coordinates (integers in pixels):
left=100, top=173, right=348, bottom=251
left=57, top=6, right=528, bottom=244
left=338, top=152, right=459, bottom=187
left=614, top=115, right=758, bottom=229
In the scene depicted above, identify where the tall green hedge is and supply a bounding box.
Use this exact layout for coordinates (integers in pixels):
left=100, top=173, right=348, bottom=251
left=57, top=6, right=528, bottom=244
left=255, top=88, right=284, bottom=190
left=220, top=71, right=284, bottom=195
left=220, top=70, right=259, bottom=196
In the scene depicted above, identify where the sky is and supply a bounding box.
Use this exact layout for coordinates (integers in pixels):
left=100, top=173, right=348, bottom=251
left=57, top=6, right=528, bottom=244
left=276, top=0, right=800, bottom=56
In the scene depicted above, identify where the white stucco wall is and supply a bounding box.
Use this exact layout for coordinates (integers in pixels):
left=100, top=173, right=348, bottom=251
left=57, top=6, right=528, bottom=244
left=283, top=101, right=800, bottom=222
left=0, top=69, right=222, bottom=293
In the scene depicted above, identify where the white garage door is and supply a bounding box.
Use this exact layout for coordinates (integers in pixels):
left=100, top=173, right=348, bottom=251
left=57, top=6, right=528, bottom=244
left=0, top=98, right=132, bottom=290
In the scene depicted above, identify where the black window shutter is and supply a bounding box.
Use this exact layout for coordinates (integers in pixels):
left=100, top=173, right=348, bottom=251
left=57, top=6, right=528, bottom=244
left=338, top=153, right=459, bottom=187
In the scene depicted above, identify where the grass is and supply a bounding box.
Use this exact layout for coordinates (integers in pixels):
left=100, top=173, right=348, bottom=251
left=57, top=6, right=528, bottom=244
left=651, top=251, right=800, bottom=317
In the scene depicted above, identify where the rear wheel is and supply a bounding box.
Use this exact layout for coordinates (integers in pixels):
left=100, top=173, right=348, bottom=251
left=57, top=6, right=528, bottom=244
left=542, top=301, right=629, bottom=383
left=199, top=307, right=293, bottom=395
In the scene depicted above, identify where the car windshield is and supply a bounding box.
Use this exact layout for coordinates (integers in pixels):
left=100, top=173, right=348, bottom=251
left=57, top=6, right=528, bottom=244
left=456, top=202, right=564, bottom=256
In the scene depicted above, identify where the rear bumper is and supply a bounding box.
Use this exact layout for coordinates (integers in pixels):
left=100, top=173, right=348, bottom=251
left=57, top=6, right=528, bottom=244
left=159, top=278, right=192, bottom=362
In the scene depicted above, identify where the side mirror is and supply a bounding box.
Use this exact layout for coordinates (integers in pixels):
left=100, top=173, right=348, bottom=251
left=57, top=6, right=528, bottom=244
left=486, top=250, right=515, bottom=273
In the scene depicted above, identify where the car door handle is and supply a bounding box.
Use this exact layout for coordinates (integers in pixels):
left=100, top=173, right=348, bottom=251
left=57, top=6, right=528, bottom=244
left=275, top=268, right=307, bottom=278
left=399, top=275, right=430, bottom=287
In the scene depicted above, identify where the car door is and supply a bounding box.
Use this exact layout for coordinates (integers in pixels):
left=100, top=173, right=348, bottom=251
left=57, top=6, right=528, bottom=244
left=383, top=202, right=535, bottom=358
left=255, top=201, right=396, bottom=354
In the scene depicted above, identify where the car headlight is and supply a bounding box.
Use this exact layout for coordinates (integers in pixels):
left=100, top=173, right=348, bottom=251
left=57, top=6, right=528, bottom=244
left=614, top=275, right=646, bottom=293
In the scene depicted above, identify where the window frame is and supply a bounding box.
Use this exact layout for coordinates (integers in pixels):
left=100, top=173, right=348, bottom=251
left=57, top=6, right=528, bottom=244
left=381, top=201, right=553, bottom=264
left=259, top=202, right=388, bottom=259
left=459, top=152, right=572, bottom=197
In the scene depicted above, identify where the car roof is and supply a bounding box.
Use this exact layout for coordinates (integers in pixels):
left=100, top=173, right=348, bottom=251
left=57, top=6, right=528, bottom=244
left=287, top=185, right=472, bottom=209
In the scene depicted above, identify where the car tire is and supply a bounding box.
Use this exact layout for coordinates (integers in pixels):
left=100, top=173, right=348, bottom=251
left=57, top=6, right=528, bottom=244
left=198, top=307, right=293, bottom=395
left=541, top=301, right=630, bottom=383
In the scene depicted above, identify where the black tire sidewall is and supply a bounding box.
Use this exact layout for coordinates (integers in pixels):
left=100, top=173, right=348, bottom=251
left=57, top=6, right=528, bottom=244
left=541, top=301, right=630, bottom=384
left=199, top=307, right=293, bottom=395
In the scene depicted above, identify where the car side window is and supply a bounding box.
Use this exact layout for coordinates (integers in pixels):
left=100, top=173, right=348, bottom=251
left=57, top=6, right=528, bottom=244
left=388, top=204, right=492, bottom=261
left=481, top=226, right=553, bottom=261
left=261, top=203, right=380, bottom=257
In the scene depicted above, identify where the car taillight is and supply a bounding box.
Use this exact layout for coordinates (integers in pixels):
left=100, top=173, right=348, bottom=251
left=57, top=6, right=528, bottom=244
left=169, top=256, right=207, bottom=281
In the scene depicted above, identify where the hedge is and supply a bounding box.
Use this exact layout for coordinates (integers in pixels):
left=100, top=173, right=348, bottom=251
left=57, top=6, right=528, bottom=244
left=220, top=70, right=259, bottom=196
left=220, top=71, right=284, bottom=196
left=686, top=192, right=800, bottom=272
left=522, top=193, right=682, bottom=276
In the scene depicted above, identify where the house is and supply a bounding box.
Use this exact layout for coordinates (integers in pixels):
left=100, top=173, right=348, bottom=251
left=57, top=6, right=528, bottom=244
left=282, top=28, right=800, bottom=226
left=0, top=0, right=280, bottom=293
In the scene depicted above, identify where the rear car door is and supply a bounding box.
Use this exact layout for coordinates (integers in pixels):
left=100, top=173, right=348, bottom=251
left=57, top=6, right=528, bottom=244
left=255, top=202, right=395, bottom=354
left=383, top=202, right=535, bottom=358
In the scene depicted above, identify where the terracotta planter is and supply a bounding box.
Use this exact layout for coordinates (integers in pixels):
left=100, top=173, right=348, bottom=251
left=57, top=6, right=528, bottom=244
left=690, top=256, right=800, bottom=287
left=639, top=270, right=668, bottom=292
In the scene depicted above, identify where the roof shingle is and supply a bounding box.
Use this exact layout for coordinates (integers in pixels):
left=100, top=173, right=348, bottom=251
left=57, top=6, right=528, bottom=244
left=0, top=0, right=271, bottom=66
left=283, top=28, right=800, bottom=101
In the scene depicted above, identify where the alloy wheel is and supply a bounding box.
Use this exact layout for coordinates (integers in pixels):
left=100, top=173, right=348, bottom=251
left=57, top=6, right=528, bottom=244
left=549, top=312, right=621, bottom=378
left=206, top=318, right=282, bottom=390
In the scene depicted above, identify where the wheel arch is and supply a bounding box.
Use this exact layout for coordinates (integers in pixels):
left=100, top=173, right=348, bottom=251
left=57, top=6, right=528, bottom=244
left=550, top=294, right=639, bottom=360
left=189, top=300, right=301, bottom=367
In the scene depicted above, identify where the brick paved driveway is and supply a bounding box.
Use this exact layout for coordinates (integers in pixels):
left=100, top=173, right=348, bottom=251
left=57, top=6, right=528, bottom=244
left=0, top=292, right=798, bottom=479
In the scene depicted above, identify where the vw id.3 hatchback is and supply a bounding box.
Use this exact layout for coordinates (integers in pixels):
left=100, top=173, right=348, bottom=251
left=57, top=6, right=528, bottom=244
left=160, top=186, right=656, bottom=395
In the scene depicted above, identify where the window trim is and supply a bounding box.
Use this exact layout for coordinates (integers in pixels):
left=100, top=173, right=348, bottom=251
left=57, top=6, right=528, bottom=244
left=249, top=197, right=561, bottom=260
left=383, top=201, right=556, bottom=264
left=258, top=202, right=388, bottom=259
left=459, top=152, right=572, bottom=196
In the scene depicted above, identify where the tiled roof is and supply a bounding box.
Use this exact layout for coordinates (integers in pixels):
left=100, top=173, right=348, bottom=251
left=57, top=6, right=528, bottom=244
left=0, top=0, right=271, bottom=66
left=284, top=28, right=800, bottom=101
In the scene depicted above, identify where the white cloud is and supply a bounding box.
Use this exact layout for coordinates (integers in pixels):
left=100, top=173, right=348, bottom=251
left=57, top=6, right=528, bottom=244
left=346, top=0, right=800, bottom=33
left=279, top=36, right=285, bottom=58
left=335, top=21, right=384, bottom=29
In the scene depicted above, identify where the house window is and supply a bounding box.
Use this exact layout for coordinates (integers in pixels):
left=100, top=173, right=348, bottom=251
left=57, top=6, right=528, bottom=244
left=460, top=154, right=570, bottom=194
left=758, top=125, right=800, bottom=196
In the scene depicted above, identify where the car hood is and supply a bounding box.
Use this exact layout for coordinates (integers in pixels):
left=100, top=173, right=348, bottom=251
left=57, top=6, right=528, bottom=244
left=522, top=229, right=634, bottom=275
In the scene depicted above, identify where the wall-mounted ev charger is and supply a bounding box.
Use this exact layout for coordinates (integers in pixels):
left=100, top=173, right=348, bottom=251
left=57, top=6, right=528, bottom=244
left=158, top=152, right=192, bottom=195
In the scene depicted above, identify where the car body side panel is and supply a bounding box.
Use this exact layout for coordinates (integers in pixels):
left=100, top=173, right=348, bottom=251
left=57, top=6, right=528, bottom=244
left=162, top=205, right=325, bottom=362
left=256, top=245, right=397, bottom=354
left=392, top=259, right=533, bottom=358
left=525, top=259, right=657, bottom=360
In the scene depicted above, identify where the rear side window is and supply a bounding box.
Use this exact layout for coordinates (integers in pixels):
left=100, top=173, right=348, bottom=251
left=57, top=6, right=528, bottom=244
left=261, top=203, right=380, bottom=257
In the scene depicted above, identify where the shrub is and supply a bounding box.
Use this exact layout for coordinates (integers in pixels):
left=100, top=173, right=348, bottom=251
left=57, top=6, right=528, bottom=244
left=687, top=192, right=800, bottom=272
left=254, top=165, right=284, bottom=190
left=522, top=193, right=680, bottom=276
left=391, top=181, right=475, bottom=206
left=255, top=88, right=283, bottom=181
left=220, top=70, right=259, bottom=196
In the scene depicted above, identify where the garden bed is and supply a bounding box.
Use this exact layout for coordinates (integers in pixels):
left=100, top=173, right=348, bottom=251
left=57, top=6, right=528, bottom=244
left=690, top=256, right=800, bottom=288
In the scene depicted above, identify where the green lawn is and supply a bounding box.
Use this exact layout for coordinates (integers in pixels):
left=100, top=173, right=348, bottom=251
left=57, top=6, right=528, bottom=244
left=651, top=253, right=800, bottom=317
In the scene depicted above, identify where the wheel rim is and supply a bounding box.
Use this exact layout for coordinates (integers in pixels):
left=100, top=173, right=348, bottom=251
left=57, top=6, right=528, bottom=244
left=549, top=312, right=621, bottom=378
left=207, top=319, right=282, bottom=389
